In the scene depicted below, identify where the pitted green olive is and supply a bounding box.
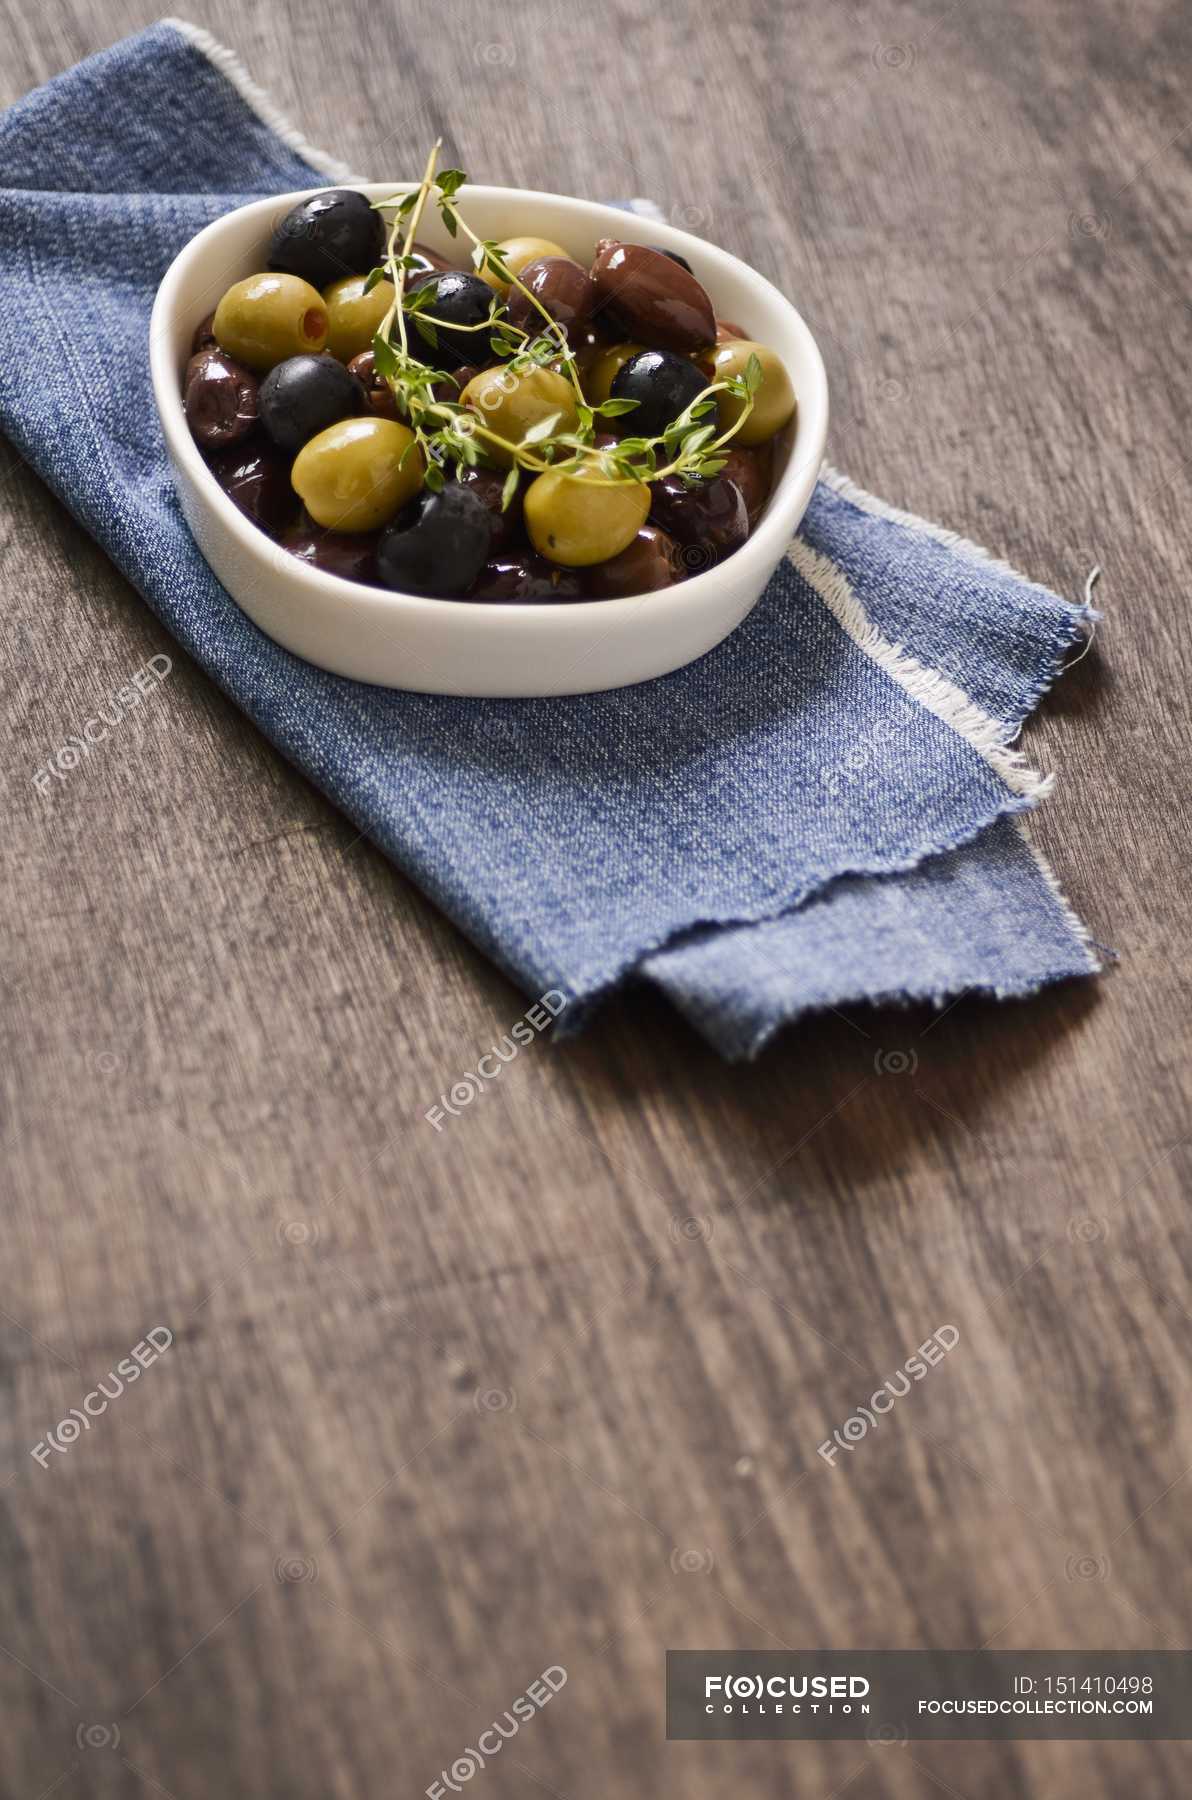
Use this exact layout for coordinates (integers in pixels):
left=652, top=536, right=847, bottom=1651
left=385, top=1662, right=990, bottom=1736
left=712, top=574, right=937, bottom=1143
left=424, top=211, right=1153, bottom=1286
left=461, top=365, right=579, bottom=468
left=323, top=273, right=396, bottom=362
left=213, top=273, right=329, bottom=372
left=524, top=458, right=650, bottom=566
left=707, top=339, right=796, bottom=445
left=291, top=417, right=423, bottom=532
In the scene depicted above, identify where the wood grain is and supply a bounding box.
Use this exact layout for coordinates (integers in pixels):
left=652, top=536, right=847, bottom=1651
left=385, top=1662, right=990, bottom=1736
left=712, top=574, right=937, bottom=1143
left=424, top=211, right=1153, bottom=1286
left=3, top=0, right=1191, bottom=1795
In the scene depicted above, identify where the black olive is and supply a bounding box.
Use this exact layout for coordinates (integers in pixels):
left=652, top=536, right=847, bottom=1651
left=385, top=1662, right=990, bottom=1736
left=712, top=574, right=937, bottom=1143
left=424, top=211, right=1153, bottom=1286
left=258, top=354, right=363, bottom=453
left=268, top=189, right=383, bottom=286
left=405, top=268, right=440, bottom=295
left=609, top=348, right=711, bottom=439
left=650, top=245, right=694, bottom=274
left=376, top=485, right=493, bottom=597
left=406, top=272, right=500, bottom=369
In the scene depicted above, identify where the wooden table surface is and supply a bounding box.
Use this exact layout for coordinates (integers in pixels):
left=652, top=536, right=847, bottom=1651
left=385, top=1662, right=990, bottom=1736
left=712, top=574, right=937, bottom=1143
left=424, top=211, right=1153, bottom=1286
left=3, top=1, right=1190, bottom=1795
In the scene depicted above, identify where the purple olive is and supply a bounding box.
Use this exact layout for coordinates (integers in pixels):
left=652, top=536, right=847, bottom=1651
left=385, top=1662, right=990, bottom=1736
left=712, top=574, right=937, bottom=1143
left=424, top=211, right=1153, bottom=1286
left=281, top=518, right=380, bottom=583
left=453, top=465, right=523, bottom=551
left=716, top=444, right=774, bottom=528
left=585, top=526, right=683, bottom=598
left=191, top=310, right=218, bottom=353
left=207, top=441, right=297, bottom=537
left=183, top=347, right=259, bottom=449
left=346, top=349, right=398, bottom=420
left=505, top=257, right=595, bottom=341
left=470, top=552, right=585, bottom=603
left=589, top=240, right=715, bottom=352
left=430, top=362, right=484, bottom=403
left=648, top=471, right=749, bottom=570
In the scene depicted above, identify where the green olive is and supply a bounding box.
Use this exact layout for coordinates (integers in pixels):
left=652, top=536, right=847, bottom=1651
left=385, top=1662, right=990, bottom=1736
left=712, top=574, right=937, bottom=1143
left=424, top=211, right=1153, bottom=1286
left=707, top=339, right=796, bottom=446
left=461, top=365, right=579, bottom=469
left=479, top=235, right=570, bottom=295
left=213, top=273, right=329, bottom=372
left=583, top=342, right=644, bottom=406
left=291, top=417, right=423, bottom=532
left=323, top=274, right=396, bottom=362
left=524, top=458, right=650, bottom=567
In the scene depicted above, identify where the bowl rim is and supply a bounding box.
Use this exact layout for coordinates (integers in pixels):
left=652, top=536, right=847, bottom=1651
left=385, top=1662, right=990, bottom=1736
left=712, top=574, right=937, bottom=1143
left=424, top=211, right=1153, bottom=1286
left=150, top=182, right=829, bottom=623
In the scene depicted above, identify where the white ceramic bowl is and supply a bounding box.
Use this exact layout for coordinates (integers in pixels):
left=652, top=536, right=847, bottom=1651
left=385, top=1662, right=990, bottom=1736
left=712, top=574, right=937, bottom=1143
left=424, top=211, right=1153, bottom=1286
left=150, top=184, right=828, bottom=696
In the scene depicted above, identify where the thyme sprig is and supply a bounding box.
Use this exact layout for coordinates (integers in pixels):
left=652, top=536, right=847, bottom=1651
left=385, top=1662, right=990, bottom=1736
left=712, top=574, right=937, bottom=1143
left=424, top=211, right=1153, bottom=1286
left=367, top=142, right=759, bottom=502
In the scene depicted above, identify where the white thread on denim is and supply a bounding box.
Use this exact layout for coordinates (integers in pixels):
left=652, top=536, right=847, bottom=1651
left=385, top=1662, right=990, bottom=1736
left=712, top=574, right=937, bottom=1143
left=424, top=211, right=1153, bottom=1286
left=1063, top=568, right=1100, bottom=668
left=786, top=535, right=1054, bottom=800
left=162, top=20, right=367, bottom=185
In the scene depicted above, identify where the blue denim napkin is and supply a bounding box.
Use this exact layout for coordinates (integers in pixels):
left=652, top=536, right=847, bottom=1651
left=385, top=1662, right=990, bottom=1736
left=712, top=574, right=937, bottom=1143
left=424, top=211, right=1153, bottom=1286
left=0, top=21, right=1101, bottom=1058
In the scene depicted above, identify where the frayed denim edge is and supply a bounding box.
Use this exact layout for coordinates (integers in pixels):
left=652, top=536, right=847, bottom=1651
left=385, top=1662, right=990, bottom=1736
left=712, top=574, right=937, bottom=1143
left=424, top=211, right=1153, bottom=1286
left=673, top=958, right=1099, bottom=1064
left=549, top=785, right=1047, bottom=1039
